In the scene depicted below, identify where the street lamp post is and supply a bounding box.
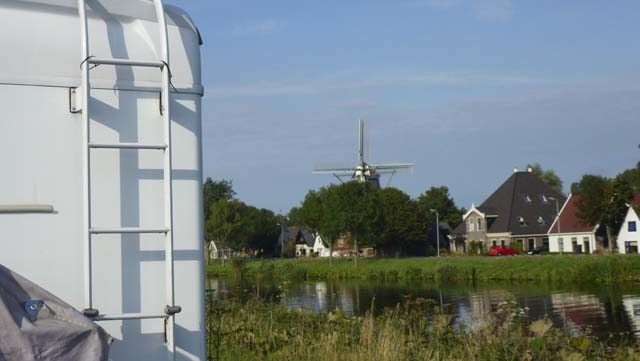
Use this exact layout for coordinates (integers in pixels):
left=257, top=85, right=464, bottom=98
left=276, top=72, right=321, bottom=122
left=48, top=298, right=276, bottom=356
left=430, top=209, right=440, bottom=257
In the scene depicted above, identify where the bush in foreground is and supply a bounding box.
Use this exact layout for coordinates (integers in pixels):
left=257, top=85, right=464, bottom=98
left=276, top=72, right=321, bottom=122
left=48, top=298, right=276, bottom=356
left=206, top=297, right=640, bottom=361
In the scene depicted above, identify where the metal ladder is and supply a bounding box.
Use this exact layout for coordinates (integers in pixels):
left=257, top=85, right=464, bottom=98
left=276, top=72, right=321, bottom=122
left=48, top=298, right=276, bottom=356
left=75, top=0, right=181, bottom=356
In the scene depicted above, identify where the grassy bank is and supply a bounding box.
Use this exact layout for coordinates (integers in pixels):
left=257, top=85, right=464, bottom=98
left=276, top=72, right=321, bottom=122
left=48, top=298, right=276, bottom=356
left=206, top=255, right=640, bottom=284
left=206, top=297, right=639, bottom=361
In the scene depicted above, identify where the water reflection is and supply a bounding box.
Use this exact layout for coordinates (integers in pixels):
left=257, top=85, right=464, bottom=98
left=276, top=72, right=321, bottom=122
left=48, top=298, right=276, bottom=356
left=623, top=297, right=640, bottom=336
left=551, top=293, right=607, bottom=335
left=206, top=278, right=640, bottom=341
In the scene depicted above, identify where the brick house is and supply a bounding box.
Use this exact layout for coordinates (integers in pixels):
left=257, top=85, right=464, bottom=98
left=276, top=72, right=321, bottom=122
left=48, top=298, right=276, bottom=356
left=451, top=169, right=566, bottom=253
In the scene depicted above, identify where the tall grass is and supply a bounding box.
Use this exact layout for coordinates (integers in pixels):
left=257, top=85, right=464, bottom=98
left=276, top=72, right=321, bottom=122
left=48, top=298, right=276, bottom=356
left=205, top=296, right=640, bottom=361
left=206, top=255, right=640, bottom=285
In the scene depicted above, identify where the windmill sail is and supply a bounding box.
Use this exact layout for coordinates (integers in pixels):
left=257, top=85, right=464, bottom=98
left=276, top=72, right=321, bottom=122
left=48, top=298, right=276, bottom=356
left=312, top=119, right=413, bottom=188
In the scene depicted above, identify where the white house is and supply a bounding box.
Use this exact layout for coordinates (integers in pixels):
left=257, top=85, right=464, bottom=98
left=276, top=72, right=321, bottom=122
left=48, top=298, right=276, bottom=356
left=278, top=226, right=331, bottom=257
left=208, top=240, right=219, bottom=259
left=313, top=234, right=331, bottom=257
left=547, top=194, right=603, bottom=254
left=617, top=206, right=640, bottom=255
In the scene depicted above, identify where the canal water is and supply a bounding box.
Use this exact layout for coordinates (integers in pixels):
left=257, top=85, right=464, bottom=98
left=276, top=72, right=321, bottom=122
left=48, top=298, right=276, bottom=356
left=207, top=278, right=640, bottom=341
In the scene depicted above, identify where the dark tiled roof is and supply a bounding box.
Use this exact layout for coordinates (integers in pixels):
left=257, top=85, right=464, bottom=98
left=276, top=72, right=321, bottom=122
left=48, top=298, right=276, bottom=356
left=279, top=226, right=315, bottom=247
left=452, top=221, right=466, bottom=235
left=297, top=228, right=316, bottom=247
left=477, top=171, right=566, bottom=236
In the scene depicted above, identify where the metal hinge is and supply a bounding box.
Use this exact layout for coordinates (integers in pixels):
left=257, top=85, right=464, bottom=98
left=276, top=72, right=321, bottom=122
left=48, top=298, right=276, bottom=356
left=69, top=87, right=82, bottom=113
left=159, top=90, right=164, bottom=115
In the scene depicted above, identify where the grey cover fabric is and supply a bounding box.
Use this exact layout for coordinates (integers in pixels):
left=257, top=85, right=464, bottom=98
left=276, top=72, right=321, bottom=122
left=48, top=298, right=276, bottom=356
left=0, top=264, right=111, bottom=361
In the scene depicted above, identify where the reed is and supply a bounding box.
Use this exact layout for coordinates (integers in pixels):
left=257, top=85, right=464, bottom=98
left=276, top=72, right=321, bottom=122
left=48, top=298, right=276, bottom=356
left=205, top=296, right=639, bottom=361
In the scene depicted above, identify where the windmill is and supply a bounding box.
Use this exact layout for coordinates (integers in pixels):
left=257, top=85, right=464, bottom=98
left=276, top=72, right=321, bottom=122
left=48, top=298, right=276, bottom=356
left=313, top=119, right=413, bottom=188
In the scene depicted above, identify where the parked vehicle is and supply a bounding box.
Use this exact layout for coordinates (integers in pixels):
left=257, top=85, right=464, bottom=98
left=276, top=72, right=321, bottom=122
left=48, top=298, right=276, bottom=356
left=488, top=245, right=520, bottom=256
left=527, top=246, right=549, bottom=255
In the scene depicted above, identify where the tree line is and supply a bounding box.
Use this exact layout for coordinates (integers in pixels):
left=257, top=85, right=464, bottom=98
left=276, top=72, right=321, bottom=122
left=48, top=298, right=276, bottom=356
left=203, top=178, right=280, bottom=256
left=203, top=161, right=640, bottom=256
left=203, top=176, right=465, bottom=256
left=288, top=183, right=465, bottom=256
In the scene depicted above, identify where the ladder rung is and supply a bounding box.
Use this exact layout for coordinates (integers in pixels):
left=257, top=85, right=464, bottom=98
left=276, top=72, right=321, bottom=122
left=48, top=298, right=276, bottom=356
left=89, top=143, right=168, bottom=150
left=94, top=313, right=167, bottom=321
left=90, top=227, right=170, bottom=234
left=88, top=58, right=164, bottom=68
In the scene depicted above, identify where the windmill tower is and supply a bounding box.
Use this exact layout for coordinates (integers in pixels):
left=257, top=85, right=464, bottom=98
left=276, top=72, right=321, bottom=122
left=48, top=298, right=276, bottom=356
left=313, top=119, right=413, bottom=188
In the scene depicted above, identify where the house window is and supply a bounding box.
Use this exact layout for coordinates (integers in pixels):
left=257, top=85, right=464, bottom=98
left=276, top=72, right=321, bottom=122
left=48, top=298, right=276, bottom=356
left=629, top=221, right=637, bottom=232
left=541, top=195, right=549, bottom=203
left=571, top=237, right=578, bottom=253
left=338, top=238, right=344, bottom=247
left=477, top=219, right=483, bottom=231
left=469, top=220, right=476, bottom=232
left=524, top=195, right=532, bottom=203
left=537, top=216, right=545, bottom=225
left=558, top=238, right=564, bottom=252
left=626, top=241, right=639, bottom=254
left=492, top=240, right=497, bottom=247
left=519, top=217, right=527, bottom=226
left=500, top=240, right=506, bottom=247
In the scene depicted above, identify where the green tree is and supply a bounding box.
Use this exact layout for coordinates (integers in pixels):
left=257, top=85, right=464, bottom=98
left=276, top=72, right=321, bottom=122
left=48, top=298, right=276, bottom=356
left=203, top=178, right=236, bottom=221
left=527, top=163, right=563, bottom=194
left=290, top=190, right=324, bottom=229
left=416, top=186, right=465, bottom=230
left=601, top=178, right=634, bottom=251
left=616, top=161, right=640, bottom=192
left=289, top=190, right=333, bottom=260
left=240, top=206, right=279, bottom=256
left=205, top=199, right=246, bottom=251
left=574, top=175, right=633, bottom=252
left=335, top=182, right=385, bottom=250
left=303, top=182, right=384, bottom=265
left=378, top=188, right=423, bottom=256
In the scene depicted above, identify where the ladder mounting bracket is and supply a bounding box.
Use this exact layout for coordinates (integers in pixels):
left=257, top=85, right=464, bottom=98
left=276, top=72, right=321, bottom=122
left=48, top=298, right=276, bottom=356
left=69, top=87, right=82, bottom=113
left=165, top=305, right=182, bottom=315
left=82, top=308, right=100, bottom=318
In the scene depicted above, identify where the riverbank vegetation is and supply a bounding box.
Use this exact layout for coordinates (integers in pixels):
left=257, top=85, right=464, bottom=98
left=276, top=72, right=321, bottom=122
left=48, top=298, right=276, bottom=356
left=206, top=255, right=640, bottom=284
left=205, top=296, right=640, bottom=361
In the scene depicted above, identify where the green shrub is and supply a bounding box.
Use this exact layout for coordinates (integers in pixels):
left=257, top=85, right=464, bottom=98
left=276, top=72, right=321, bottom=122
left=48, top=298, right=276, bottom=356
left=404, top=267, right=422, bottom=280
left=510, top=242, right=524, bottom=253
left=435, top=264, right=458, bottom=282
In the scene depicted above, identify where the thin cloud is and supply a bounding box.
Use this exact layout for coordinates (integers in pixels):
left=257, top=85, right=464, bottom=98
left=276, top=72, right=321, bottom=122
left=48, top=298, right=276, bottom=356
left=209, top=72, right=559, bottom=98
left=412, top=0, right=513, bottom=22
left=473, top=0, right=513, bottom=22
left=232, top=19, right=281, bottom=35
left=412, top=0, right=462, bottom=9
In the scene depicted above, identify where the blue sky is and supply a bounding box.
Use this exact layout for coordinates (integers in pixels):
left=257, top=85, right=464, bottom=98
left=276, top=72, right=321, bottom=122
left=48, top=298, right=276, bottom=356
left=170, top=0, right=640, bottom=214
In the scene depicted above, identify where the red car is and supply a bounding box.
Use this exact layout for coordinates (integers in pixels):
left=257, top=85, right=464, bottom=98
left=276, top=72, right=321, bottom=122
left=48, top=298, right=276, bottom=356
left=488, top=245, right=519, bottom=256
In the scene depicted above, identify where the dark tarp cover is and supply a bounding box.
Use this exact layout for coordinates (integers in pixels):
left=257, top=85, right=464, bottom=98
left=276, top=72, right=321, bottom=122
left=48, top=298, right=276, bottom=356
left=0, top=264, right=111, bottom=360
